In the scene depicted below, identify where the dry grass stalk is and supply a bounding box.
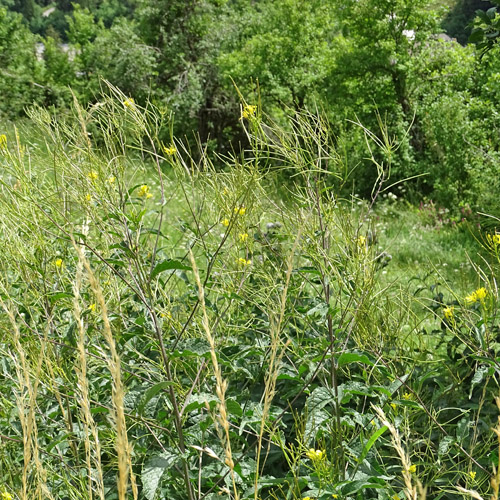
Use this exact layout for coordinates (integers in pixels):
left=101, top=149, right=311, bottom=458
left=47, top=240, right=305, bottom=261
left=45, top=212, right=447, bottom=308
left=373, top=406, right=426, bottom=500
left=253, top=230, right=301, bottom=499
left=72, top=236, right=105, bottom=500
left=189, top=248, right=239, bottom=500
left=0, top=293, right=52, bottom=500
left=74, top=244, right=138, bottom=500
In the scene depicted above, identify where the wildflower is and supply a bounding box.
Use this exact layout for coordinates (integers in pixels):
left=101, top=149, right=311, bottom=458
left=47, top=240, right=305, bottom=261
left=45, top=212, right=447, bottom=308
left=0, top=134, right=7, bottom=150
left=88, top=303, right=96, bottom=312
left=239, top=232, right=249, bottom=242
left=241, top=104, right=257, bottom=119
left=469, top=471, right=476, bottom=480
left=306, top=448, right=325, bottom=460
left=466, top=287, right=487, bottom=304
left=54, top=258, right=63, bottom=268
left=221, top=218, right=230, bottom=227
left=1, top=492, right=12, bottom=500
left=303, top=497, right=311, bottom=500
left=138, top=184, right=153, bottom=199
left=443, top=306, right=454, bottom=320
left=408, top=464, right=416, bottom=474
left=402, top=392, right=412, bottom=400
left=163, top=145, right=177, bottom=156
left=85, top=194, right=92, bottom=203
left=487, top=233, right=500, bottom=247
left=332, top=496, right=338, bottom=499
left=370, top=419, right=376, bottom=426
left=87, top=170, right=99, bottom=181
left=123, top=98, right=135, bottom=109
left=390, top=403, right=397, bottom=411
left=234, top=206, right=246, bottom=216
left=237, top=257, right=251, bottom=266
left=357, top=235, right=367, bottom=247
left=160, top=311, right=172, bottom=320
left=107, top=175, right=116, bottom=184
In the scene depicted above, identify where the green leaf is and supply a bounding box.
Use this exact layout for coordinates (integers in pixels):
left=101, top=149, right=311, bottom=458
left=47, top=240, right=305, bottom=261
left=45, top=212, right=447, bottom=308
left=137, top=382, right=172, bottom=415
left=337, top=352, right=374, bottom=368
left=142, top=452, right=178, bottom=500
left=358, top=426, right=388, bottom=463
left=150, top=259, right=192, bottom=279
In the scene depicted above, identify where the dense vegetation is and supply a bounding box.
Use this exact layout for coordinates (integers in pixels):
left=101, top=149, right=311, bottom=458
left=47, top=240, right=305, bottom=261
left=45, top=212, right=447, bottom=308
left=1, top=1, right=500, bottom=500
left=1, top=0, right=500, bottom=210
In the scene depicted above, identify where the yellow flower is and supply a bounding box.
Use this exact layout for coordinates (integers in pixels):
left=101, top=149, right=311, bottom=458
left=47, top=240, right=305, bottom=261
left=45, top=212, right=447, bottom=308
left=303, top=497, right=311, bottom=500
left=1, top=492, right=12, bottom=500
left=239, top=232, right=249, bottom=242
left=402, top=392, right=412, bottom=400
left=237, top=257, right=251, bottom=266
left=123, top=98, right=135, bottom=109
left=392, top=495, right=400, bottom=500
left=107, top=175, right=116, bottom=184
left=85, top=194, right=92, bottom=203
left=0, top=134, right=7, bottom=150
left=241, top=104, right=257, bottom=119
left=390, top=403, right=397, bottom=411
left=138, top=184, right=153, bottom=199
left=408, top=464, right=416, bottom=474
left=443, top=306, right=454, bottom=320
left=469, top=470, right=476, bottom=480
left=88, top=303, right=96, bottom=312
left=234, top=206, right=246, bottom=216
left=87, top=170, right=99, bottom=181
left=163, top=145, right=177, bottom=156
left=160, top=311, right=173, bottom=320
left=306, top=448, right=325, bottom=461
left=466, top=287, right=487, bottom=304
left=357, top=235, right=367, bottom=247
left=54, top=258, right=63, bottom=268
left=487, top=233, right=500, bottom=247
left=332, top=496, right=338, bottom=499
left=221, top=218, right=230, bottom=227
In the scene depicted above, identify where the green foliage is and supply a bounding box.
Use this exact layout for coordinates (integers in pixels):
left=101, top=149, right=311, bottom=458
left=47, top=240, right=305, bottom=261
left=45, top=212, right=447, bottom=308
left=0, top=7, right=43, bottom=118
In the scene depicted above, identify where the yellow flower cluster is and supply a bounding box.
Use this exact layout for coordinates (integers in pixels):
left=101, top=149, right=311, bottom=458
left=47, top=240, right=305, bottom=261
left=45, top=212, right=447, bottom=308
left=234, top=206, right=246, bottom=216
left=138, top=184, right=153, bottom=199
left=221, top=218, right=230, bottom=227
left=465, top=287, right=487, bottom=305
left=408, top=464, right=417, bottom=474
left=238, top=257, right=252, bottom=266
left=123, top=98, right=135, bottom=109
left=241, top=104, right=257, bottom=119
left=107, top=175, right=116, bottom=184
left=163, top=145, right=177, bottom=156
left=1, top=491, right=12, bottom=500
left=54, top=258, right=63, bottom=268
left=239, top=232, right=249, bottom=243
left=487, top=233, right=500, bottom=247
left=443, top=306, right=454, bottom=320
left=306, top=448, right=325, bottom=461
left=87, top=170, right=99, bottom=181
